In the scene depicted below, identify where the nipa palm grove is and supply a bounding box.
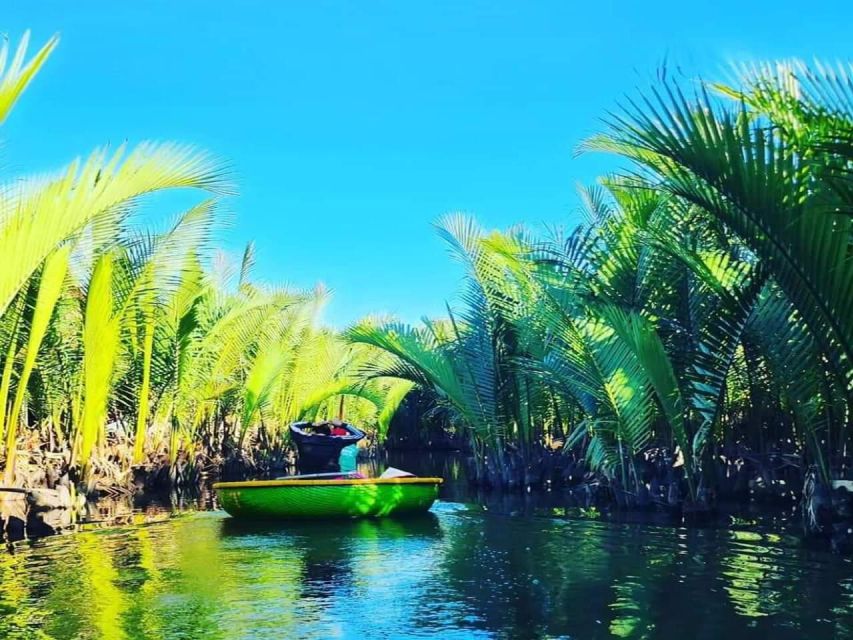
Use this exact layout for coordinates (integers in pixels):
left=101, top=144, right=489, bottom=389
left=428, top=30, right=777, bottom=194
left=0, top=33, right=413, bottom=494
left=2, top=33, right=852, bottom=542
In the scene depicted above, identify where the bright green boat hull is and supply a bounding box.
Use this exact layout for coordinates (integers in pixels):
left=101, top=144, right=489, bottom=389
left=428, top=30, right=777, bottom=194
left=213, top=477, right=442, bottom=520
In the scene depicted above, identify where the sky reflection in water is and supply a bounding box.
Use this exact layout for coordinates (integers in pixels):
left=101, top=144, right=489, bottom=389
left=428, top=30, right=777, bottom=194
left=1, top=498, right=852, bottom=639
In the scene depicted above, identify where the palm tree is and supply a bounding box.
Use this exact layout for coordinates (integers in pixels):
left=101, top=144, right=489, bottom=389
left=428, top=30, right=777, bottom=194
left=0, top=33, right=229, bottom=483
left=0, top=32, right=405, bottom=489
left=586, top=60, right=852, bottom=485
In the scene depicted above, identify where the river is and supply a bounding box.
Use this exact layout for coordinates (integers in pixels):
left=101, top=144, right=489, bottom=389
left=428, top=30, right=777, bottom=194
left=1, top=453, right=851, bottom=639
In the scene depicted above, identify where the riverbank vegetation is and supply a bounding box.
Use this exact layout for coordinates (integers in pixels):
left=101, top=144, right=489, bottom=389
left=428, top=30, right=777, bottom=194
left=0, top=33, right=409, bottom=494
left=349, top=61, right=853, bottom=539
left=1, top=30, right=851, bottom=545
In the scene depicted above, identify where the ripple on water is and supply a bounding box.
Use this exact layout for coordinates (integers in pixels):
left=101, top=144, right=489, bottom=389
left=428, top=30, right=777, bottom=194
left=0, top=504, right=850, bottom=639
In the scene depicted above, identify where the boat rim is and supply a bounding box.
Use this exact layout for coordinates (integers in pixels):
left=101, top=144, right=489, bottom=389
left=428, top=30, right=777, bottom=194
left=213, top=477, right=444, bottom=489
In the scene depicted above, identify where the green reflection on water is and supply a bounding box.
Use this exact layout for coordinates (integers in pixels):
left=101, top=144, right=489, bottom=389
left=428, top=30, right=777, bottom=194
left=0, top=505, right=851, bottom=639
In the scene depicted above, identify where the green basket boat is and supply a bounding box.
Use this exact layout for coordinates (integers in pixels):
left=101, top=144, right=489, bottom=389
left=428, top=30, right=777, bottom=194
left=214, top=476, right=443, bottom=520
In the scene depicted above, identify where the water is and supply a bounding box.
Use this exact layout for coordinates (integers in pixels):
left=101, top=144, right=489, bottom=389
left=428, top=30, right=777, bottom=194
left=1, top=455, right=852, bottom=639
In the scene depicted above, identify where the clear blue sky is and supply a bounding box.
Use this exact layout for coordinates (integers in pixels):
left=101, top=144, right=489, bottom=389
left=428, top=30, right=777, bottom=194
left=3, top=1, right=851, bottom=325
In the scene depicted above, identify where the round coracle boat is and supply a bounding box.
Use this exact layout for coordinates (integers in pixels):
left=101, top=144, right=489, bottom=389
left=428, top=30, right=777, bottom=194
left=214, top=475, right=443, bottom=519
left=214, top=421, right=443, bottom=520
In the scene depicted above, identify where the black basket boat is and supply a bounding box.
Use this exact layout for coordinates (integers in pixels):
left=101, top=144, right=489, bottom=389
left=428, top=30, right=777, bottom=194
left=289, top=421, right=365, bottom=473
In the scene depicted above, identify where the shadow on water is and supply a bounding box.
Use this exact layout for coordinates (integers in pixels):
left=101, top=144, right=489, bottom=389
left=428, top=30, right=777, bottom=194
left=219, top=511, right=442, bottom=540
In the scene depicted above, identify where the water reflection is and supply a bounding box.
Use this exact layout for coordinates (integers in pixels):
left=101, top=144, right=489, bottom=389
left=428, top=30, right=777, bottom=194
left=221, top=515, right=442, bottom=603
left=2, top=454, right=853, bottom=639
left=1, top=489, right=210, bottom=544
left=0, top=503, right=851, bottom=639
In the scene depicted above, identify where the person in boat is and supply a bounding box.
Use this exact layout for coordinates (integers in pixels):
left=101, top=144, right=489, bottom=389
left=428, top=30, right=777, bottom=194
left=309, top=420, right=349, bottom=436
left=310, top=422, right=331, bottom=435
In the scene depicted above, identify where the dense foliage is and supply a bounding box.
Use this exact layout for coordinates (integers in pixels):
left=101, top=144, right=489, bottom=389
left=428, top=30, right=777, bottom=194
left=349, top=61, right=853, bottom=510
left=1, top=29, right=850, bottom=523
left=0, top=33, right=409, bottom=490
